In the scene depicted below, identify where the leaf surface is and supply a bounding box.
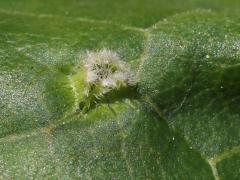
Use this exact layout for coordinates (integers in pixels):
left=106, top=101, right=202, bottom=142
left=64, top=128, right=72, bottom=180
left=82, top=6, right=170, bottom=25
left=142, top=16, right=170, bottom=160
left=0, top=0, right=240, bottom=179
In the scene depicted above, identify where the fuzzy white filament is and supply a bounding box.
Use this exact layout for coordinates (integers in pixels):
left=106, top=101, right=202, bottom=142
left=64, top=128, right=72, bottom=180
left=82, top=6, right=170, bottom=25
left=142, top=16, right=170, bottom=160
left=84, top=49, right=135, bottom=95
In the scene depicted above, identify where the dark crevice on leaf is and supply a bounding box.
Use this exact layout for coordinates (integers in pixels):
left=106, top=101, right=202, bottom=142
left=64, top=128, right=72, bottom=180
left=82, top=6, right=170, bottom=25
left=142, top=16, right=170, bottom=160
left=77, top=85, right=140, bottom=114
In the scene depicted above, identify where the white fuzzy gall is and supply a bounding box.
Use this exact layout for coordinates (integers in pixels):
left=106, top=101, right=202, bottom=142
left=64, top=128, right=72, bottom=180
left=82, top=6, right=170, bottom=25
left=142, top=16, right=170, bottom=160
left=84, top=49, right=136, bottom=96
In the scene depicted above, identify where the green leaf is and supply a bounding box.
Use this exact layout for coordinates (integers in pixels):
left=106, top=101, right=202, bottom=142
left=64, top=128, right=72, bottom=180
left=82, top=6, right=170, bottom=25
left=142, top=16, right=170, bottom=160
left=0, top=0, right=240, bottom=179
left=139, top=10, right=240, bottom=179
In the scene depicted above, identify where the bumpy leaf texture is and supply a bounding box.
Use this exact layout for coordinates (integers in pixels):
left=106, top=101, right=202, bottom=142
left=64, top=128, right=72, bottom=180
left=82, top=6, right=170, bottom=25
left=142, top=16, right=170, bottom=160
left=0, top=0, right=240, bottom=179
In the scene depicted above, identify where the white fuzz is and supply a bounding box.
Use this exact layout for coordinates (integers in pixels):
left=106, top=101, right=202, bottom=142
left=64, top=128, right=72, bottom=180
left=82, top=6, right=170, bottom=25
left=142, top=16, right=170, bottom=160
left=84, top=49, right=135, bottom=96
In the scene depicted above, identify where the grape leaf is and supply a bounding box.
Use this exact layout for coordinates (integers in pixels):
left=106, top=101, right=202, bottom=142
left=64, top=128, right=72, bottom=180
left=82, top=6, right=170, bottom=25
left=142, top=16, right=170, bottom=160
left=0, top=0, right=240, bottom=179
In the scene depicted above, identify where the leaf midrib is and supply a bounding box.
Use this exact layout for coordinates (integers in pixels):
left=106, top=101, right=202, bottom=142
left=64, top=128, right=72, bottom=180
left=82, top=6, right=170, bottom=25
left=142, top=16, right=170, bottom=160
left=0, top=9, right=146, bottom=33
